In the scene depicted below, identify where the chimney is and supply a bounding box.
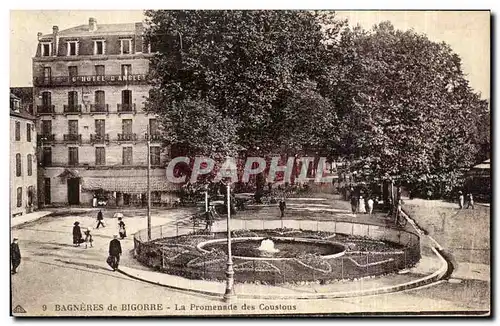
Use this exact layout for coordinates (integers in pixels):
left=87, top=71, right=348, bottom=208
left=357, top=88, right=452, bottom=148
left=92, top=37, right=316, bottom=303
left=52, top=25, right=59, bottom=56
left=89, top=18, right=97, bottom=32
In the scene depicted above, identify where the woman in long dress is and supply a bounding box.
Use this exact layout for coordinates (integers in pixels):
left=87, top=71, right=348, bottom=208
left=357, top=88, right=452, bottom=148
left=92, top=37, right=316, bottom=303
left=73, top=222, right=82, bottom=246
left=118, top=217, right=127, bottom=239
left=358, top=196, right=367, bottom=214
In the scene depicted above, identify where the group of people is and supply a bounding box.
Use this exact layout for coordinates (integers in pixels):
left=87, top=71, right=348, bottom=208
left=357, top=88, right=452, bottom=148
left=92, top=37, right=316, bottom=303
left=350, top=195, right=375, bottom=215
left=70, top=210, right=126, bottom=270
left=458, top=191, right=475, bottom=209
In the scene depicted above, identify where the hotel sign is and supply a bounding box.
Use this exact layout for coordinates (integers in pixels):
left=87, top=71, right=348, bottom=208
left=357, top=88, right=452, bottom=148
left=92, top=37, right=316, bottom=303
left=71, top=74, right=148, bottom=84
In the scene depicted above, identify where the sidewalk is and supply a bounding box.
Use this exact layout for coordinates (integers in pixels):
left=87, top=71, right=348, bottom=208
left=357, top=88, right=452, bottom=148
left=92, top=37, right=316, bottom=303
left=11, top=210, right=53, bottom=228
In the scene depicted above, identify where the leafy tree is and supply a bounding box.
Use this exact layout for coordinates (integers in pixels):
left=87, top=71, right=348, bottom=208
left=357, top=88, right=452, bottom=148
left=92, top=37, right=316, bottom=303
left=144, top=10, right=346, bottom=160
left=327, top=22, right=489, bottom=197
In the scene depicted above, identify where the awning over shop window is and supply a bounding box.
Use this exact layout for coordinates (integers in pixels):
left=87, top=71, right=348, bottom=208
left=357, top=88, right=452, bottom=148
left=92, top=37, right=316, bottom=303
left=81, top=177, right=179, bottom=193
left=58, top=169, right=80, bottom=179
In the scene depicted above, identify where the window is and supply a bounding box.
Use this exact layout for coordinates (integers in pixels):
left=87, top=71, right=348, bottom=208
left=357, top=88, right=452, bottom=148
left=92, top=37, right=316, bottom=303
left=122, top=119, right=132, bottom=134
left=95, top=65, right=105, bottom=76
left=68, top=120, right=79, bottom=136
left=67, top=41, right=78, bottom=56
left=41, top=42, right=51, bottom=57
left=68, top=147, right=79, bottom=166
left=41, top=120, right=52, bottom=136
left=94, top=40, right=105, bottom=55
left=121, top=64, right=132, bottom=76
left=121, top=90, right=132, bottom=110
left=122, top=147, right=133, bottom=165
left=95, top=91, right=105, bottom=106
left=68, top=66, right=78, bottom=77
left=149, top=119, right=158, bottom=135
left=42, top=91, right=52, bottom=108
left=27, top=124, right=32, bottom=142
left=16, top=153, right=21, bottom=177
left=42, top=147, right=52, bottom=166
left=43, top=67, right=52, bottom=82
left=27, top=154, right=32, bottom=176
left=150, top=147, right=161, bottom=165
left=27, top=186, right=34, bottom=206
left=95, top=119, right=105, bottom=137
left=95, top=147, right=105, bottom=166
left=15, top=122, right=20, bottom=141
left=120, top=39, right=132, bottom=54
left=16, top=187, right=22, bottom=207
left=68, top=91, right=78, bottom=109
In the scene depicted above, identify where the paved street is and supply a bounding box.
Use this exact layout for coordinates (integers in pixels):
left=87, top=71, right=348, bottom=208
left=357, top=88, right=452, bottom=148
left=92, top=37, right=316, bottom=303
left=10, top=201, right=490, bottom=316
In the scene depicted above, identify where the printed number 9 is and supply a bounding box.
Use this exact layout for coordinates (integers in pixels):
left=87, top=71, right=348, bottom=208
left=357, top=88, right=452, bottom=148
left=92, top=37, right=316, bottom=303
left=42, top=305, right=47, bottom=311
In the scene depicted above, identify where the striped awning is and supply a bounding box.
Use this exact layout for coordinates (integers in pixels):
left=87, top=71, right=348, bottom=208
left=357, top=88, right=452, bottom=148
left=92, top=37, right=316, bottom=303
left=81, top=177, right=179, bottom=193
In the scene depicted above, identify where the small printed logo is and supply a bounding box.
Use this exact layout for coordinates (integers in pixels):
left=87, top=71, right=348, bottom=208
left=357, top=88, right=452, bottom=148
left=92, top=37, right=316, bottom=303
left=13, top=305, right=26, bottom=313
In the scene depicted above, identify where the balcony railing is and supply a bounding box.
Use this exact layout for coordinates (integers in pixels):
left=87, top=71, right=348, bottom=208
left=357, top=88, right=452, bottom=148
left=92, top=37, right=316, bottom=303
left=63, top=104, right=82, bottom=113
left=63, top=134, right=82, bottom=143
left=33, top=74, right=149, bottom=87
left=117, top=133, right=137, bottom=142
left=89, top=104, right=109, bottom=114
left=37, top=134, right=56, bottom=142
left=117, top=103, right=136, bottom=113
left=145, top=133, right=162, bottom=141
left=37, top=105, right=55, bottom=115
left=90, top=133, right=110, bottom=144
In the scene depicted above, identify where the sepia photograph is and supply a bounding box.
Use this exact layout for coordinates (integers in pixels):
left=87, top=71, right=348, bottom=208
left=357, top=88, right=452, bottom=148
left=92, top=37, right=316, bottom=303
left=8, top=9, right=491, bottom=317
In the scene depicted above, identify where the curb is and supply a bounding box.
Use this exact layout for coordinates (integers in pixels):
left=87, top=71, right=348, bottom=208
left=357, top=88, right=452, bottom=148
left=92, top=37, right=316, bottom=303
left=119, top=246, right=448, bottom=300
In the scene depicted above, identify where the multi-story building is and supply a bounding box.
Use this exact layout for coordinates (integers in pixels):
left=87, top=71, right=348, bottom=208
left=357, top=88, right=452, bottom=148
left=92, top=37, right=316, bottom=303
left=10, top=93, right=38, bottom=217
left=33, top=18, right=176, bottom=207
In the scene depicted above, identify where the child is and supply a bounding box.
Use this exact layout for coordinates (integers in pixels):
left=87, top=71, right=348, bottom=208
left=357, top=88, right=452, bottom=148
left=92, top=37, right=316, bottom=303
left=84, top=228, right=93, bottom=249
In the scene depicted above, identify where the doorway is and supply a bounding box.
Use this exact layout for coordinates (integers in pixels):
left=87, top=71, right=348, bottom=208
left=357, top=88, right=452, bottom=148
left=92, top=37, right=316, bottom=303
left=67, top=178, right=80, bottom=205
left=44, top=178, right=51, bottom=205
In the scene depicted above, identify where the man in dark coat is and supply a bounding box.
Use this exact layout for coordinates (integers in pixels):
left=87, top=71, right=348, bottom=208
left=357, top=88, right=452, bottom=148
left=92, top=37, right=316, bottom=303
left=11, top=238, right=21, bottom=274
left=108, top=235, right=122, bottom=271
left=96, top=210, right=105, bottom=229
left=279, top=199, right=286, bottom=218
left=350, top=195, right=358, bottom=214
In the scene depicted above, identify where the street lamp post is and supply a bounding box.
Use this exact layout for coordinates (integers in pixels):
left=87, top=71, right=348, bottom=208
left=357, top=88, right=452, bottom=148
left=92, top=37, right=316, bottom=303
left=223, top=182, right=235, bottom=301
left=147, top=126, right=151, bottom=241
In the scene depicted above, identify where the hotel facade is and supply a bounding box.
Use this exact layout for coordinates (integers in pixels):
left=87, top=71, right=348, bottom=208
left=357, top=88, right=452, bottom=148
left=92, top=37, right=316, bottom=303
left=33, top=18, right=176, bottom=207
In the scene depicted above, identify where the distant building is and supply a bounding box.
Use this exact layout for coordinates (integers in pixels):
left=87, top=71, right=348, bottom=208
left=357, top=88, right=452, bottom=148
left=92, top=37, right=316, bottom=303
left=33, top=18, right=177, bottom=207
left=10, top=93, right=38, bottom=217
left=465, top=159, right=490, bottom=202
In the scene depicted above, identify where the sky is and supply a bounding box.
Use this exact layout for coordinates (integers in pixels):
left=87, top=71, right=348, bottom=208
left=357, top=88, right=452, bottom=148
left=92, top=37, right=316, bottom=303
left=9, top=10, right=490, bottom=99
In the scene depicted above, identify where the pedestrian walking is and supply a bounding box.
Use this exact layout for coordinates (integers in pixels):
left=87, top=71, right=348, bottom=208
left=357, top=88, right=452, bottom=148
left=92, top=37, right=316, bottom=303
left=73, top=222, right=83, bottom=247
left=458, top=191, right=464, bottom=209
left=358, top=196, right=366, bottom=214
left=350, top=195, right=358, bottom=214
left=466, top=193, right=475, bottom=209
left=96, top=210, right=105, bottom=229
left=83, top=228, right=93, bottom=248
left=11, top=238, right=21, bottom=274
left=367, top=197, right=374, bottom=215
left=204, top=210, right=214, bottom=232
left=279, top=199, right=286, bottom=218
left=118, top=217, right=127, bottom=239
left=107, top=235, right=122, bottom=271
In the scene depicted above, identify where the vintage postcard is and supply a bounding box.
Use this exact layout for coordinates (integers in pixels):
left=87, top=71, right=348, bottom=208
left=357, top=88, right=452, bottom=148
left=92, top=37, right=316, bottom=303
left=9, top=9, right=491, bottom=317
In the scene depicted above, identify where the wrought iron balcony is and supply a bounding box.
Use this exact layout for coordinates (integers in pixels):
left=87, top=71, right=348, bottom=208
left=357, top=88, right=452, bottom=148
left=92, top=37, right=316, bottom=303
left=36, top=105, right=55, bottom=115
left=89, top=104, right=109, bottom=114
left=117, top=103, right=136, bottom=113
left=63, top=104, right=82, bottom=114
left=145, top=133, right=162, bottom=141
left=63, top=134, right=82, bottom=143
left=117, top=133, right=137, bottom=142
left=37, top=134, right=56, bottom=143
left=90, top=133, right=110, bottom=144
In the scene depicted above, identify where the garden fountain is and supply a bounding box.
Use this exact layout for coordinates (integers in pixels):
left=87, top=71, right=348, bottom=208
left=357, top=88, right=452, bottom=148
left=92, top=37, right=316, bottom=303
left=257, top=239, right=280, bottom=254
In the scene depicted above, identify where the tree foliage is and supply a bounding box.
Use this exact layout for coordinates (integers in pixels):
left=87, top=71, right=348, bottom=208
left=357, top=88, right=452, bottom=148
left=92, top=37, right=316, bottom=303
left=326, top=22, right=489, bottom=196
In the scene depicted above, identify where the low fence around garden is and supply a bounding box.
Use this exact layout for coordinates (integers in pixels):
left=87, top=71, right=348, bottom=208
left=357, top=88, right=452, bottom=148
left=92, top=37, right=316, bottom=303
left=133, top=216, right=421, bottom=284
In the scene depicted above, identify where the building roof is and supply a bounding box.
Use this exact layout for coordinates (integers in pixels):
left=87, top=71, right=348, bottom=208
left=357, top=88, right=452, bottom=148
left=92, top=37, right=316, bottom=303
left=10, top=109, right=35, bottom=121
left=41, top=22, right=142, bottom=38
left=471, top=159, right=490, bottom=170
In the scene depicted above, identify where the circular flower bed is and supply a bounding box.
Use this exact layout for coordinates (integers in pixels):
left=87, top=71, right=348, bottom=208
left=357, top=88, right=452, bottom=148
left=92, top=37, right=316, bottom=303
left=135, top=229, right=418, bottom=285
